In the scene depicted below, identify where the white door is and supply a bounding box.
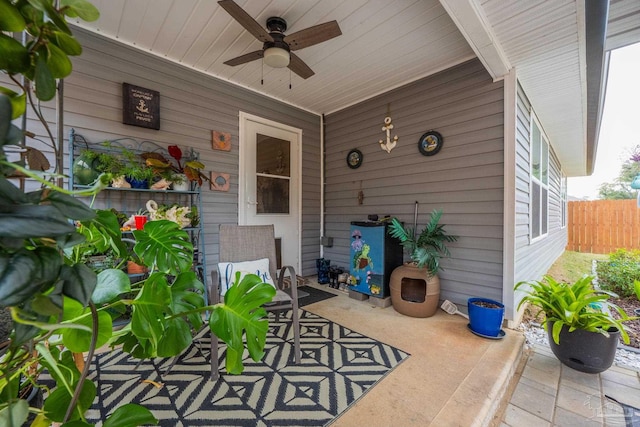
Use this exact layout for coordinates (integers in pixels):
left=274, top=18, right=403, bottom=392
left=239, top=112, right=301, bottom=272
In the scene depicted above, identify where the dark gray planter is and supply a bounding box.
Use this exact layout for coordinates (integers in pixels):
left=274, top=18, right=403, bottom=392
left=547, top=323, right=619, bottom=374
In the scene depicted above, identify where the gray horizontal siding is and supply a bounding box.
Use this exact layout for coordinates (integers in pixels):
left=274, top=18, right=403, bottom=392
left=323, top=59, right=505, bottom=306
left=514, top=84, right=566, bottom=291
left=22, top=28, right=322, bottom=278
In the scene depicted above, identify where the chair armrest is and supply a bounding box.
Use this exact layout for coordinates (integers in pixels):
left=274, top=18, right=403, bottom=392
left=209, top=270, right=221, bottom=305
left=277, top=265, right=298, bottom=300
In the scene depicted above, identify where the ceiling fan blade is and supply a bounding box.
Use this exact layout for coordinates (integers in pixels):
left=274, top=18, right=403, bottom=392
left=284, top=21, right=341, bottom=51
left=218, top=0, right=273, bottom=43
left=288, top=52, right=314, bottom=79
left=224, top=50, right=264, bottom=66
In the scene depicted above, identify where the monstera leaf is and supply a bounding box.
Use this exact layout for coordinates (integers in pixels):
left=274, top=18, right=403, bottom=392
left=102, top=403, right=158, bottom=427
left=128, top=273, right=171, bottom=357
left=167, top=271, right=205, bottom=330
left=118, top=271, right=204, bottom=358
left=209, top=273, right=276, bottom=375
left=132, top=220, right=192, bottom=274
left=74, top=209, right=129, bottom=259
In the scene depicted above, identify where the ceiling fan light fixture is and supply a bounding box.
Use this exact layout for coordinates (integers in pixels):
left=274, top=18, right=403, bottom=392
left=263, top=46, right=290, bottom=68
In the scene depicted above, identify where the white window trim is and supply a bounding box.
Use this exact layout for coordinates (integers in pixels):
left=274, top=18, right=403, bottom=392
left=560, top=174, right=568, bottom=229
left=530, top=114, right=549, bottom=242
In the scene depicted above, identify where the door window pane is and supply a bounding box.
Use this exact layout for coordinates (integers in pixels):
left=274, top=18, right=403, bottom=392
left=256, top=133, right=291, bottom=214
left=257, top=134, right=290, bottom=177
left=257, top=176, right=289, bottom=214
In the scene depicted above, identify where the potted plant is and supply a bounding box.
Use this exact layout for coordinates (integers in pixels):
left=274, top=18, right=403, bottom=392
left=515, top=275, right=637, bottom=373
left=145, top=144, right=209, bottom=190
left=0, top=3, right=274, bottom=425
left=131, top=208, right=148, bottom=231
left=72, top=149, right=101, bottom=185
left=168, top=170, right=189, bottom=191
left=387, top=209, right=457, bottom=317
left=74, top=148, right=127, bottom=187
left=145, top=200, right=192, bottom=228
left=115, top=146, right=152, bottom=188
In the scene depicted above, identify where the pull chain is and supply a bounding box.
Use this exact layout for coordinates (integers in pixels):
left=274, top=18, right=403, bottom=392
left=289, top=69, right=292, bottom=90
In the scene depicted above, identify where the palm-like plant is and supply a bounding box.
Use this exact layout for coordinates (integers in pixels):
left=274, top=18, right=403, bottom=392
left=387, top=209, right=457, bottom=275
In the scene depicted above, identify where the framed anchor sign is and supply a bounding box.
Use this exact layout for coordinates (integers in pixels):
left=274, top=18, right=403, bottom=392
left=122, top=83, right=160, bottom=130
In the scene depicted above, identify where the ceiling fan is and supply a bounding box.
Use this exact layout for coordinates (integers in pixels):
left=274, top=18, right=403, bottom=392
left=218, top=0, right=342, bottom=79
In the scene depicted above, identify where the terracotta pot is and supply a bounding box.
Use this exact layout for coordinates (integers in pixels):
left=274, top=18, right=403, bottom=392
left=389, top=263, right=440, bottom=318
left=127, top=261, right=148, bottom=275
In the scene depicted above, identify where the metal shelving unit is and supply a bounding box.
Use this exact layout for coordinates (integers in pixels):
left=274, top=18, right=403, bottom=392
left=68, top=128, right=207, bottom=290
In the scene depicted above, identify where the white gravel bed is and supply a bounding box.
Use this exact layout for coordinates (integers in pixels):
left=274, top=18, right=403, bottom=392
left=518, top=322, right=640, bottom=371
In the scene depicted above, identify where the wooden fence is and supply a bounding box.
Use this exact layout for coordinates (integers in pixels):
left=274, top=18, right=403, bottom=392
left=567, top=199, right=640, bottom=254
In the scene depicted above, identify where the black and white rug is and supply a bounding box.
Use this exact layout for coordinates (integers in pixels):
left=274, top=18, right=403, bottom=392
left=85, top=310, right=409, bottom=426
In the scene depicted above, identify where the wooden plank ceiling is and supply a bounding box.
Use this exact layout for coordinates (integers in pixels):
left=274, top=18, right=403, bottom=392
left=72, top=0, right=640, bottom=176
left=76, top=0, right=475, bottom=115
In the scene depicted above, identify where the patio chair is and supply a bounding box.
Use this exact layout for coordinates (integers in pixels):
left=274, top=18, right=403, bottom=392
left=209, top=224, right=301, bottom=380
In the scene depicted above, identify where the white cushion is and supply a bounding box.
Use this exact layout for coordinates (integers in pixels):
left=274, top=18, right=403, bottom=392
left=217, top=258, right=275, bottom=295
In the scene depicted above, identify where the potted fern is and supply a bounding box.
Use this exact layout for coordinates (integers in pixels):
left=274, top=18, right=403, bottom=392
left=515, top=275, right=637, bottom=373
left=387, top=209, right=457, bottom=317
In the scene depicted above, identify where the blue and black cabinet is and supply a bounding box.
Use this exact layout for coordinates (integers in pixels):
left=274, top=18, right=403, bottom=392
left=349, top=221, right=404, bottom=298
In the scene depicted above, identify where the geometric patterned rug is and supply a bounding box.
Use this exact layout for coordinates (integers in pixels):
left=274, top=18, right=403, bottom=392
left=83, top=310, right=409, bottom=426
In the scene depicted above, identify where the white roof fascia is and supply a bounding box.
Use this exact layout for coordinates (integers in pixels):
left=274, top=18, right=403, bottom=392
left=439, top=0, right=511, bottom=82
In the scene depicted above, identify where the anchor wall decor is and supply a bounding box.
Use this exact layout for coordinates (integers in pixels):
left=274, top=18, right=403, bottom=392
left=379, top=115, right=398, bottom=153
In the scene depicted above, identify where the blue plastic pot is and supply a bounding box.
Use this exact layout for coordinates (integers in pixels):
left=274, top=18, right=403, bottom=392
left=468, top=297, right=505, bottom=337
left=125, top=177, right=149, bottom=189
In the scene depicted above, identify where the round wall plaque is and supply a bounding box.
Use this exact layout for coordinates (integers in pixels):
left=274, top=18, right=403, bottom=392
left=418, top=131, right=443, bottom=156
left=346, top=149, right=363, bottom=169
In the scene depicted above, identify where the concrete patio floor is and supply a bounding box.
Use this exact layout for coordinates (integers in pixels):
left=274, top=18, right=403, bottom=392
left=301, top=280, right=640, bottom=426
left=301, top=280, right=524, bottom=426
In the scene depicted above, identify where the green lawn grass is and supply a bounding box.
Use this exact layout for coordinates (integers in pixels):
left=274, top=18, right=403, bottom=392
left=545, top=251, right=608, bottom=283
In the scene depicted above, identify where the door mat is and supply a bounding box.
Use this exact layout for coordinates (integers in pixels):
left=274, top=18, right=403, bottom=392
left=297, top=285, right=338, bottom=307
